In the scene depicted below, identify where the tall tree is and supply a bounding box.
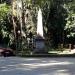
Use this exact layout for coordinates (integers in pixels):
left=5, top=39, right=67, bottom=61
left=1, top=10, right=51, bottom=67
left=0, top=3, right=13, bottom=46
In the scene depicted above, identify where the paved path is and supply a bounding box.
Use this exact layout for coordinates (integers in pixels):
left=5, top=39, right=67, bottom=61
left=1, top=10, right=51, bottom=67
left=0, top=57, right=75, bottom=75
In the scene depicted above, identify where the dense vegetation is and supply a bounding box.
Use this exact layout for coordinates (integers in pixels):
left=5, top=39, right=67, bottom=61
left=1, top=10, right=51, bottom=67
left=0, top=3, right=13, bottom=47
left=0, top=0, right=75, bottom=53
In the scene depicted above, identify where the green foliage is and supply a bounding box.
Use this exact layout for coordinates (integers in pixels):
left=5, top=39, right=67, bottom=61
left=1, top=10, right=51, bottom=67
left=0, top=3, right=10, bottom=19
left=0, top=0, right=75, bottom=51
left=23, top=0, right=75, bottom=48
left=12, top=0, right=75, bottom=51
left=64, top=1, right=75, bottom=37
left=0, top=3, right=13, bottom=46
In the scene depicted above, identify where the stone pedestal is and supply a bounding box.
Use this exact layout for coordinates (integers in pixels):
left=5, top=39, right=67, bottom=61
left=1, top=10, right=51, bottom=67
left=34, top=36, right=46, bottom=54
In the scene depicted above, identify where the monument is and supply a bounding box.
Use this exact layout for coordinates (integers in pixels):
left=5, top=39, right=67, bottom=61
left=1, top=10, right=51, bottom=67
left=34, top=8, right=46, bottom=53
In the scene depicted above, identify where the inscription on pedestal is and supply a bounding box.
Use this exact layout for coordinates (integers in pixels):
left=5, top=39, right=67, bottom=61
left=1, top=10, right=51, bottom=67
left=35, top=41, right=44, bottom=49
left=34, top=38, right=45, bottom=53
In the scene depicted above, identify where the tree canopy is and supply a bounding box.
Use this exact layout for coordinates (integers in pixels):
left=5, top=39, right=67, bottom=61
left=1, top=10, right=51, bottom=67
left=0, top=3, right=13, bottom=46
left=0, top=0, right=75, bottom=49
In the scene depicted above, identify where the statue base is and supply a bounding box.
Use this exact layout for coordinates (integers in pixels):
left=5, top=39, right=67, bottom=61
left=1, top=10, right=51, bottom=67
left=33, top=36, right=47, bottom=54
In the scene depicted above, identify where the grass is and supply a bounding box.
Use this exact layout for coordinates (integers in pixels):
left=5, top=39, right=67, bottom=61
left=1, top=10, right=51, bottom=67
left=15, top=47, right=75, bottom=57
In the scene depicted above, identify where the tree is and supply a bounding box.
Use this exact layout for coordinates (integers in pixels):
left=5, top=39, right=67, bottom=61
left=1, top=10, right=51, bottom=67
left=0, top=3, right=13, bottom=47
left=15, top=0, right=75, bottom=49
left=64, top=0, right=75, bottom=46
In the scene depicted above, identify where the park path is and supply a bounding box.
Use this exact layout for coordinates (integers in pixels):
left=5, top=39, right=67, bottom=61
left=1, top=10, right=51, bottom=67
left=0, top=57, right=75, bottom=75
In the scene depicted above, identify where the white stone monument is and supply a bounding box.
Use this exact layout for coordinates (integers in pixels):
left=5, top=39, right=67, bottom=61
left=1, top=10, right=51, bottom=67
left=34, top=8, right=46, bottom=53
left=37, top=8, right=43, bottom=38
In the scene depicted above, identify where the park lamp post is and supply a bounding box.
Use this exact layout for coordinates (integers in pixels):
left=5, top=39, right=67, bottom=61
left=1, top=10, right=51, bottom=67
left=17, top=0, right=23, bottom=53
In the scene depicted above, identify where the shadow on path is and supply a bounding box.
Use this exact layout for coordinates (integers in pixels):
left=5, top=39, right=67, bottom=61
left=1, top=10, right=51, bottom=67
left=0, top=57, right=75, bottom=75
